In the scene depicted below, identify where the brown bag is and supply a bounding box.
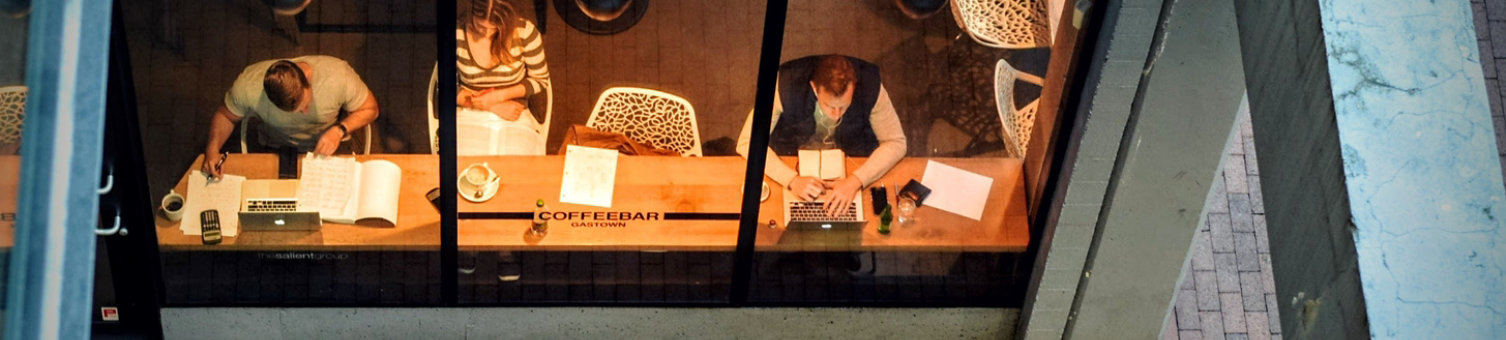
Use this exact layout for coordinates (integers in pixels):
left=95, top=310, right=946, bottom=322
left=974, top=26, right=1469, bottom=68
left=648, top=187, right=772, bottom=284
left=557, top=124, right=681, bottom=156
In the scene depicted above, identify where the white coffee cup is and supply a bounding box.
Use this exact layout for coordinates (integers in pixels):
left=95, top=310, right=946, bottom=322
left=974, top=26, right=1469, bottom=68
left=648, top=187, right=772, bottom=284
left=161, top=189, right=185, bottom=221
left=460, top=162, right=498, bottom=197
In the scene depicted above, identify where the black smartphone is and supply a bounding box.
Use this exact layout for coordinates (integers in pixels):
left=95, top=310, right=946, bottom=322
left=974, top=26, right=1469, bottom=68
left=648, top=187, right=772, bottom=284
left=870, top=186, right=889, bottom=213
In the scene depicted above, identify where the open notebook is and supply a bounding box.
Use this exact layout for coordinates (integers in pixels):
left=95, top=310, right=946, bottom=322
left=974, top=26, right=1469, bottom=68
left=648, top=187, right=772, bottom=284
left=296, top=154, right=403, bottom=226
left=798, top=149, right=846, bottom=180
left=457, top=107, right=545, bottom=155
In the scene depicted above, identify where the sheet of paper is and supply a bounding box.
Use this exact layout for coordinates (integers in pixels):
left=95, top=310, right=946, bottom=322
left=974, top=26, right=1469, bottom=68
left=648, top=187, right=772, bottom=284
left=919, top=160, right=994, bottom=221
left=457, top=107, right=544, bottom=156
left=181, top=171, right=246, bottom=237
left=559, top=145, right=619, bottom=208
left=296, top=154, right=357, bottom=219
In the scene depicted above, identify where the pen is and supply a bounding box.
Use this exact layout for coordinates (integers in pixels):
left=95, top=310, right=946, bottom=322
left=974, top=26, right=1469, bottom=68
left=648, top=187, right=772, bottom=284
left=209, top=151, right=228, bottom=180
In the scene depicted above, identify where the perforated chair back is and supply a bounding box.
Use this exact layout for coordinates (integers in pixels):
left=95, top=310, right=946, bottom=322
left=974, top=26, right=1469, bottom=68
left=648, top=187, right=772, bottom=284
left=995, top=59, right=1045, bottom=157
left=585, top=87, right=702, bottom=157
left=952, top=0, right=1051, bottom=49
left=0, top=86, right=25, bottom=147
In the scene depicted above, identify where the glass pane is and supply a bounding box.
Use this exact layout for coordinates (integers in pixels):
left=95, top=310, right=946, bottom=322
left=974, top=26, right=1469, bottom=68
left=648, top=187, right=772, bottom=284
left=127, top=0, right=441, bottom=304
left=453, top=0, right=764, bottom=304
left=0, top=0, right=28, bottom=329
left=747, top=0, right=1049, bottom=305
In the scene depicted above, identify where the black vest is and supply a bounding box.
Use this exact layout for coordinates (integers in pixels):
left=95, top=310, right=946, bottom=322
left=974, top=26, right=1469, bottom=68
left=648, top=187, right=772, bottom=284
left=769, top=56, right=883, bottom=156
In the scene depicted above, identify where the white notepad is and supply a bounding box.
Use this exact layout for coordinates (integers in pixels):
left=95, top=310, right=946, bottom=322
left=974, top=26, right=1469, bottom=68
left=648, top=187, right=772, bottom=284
left=919, top=160, right=994, bottom=221
left=559, top=145, right=619, bottom=208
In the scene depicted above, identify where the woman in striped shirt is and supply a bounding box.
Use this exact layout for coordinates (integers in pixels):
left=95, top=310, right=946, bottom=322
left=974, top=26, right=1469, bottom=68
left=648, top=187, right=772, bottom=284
left=456, top=0, right=550, bottom=152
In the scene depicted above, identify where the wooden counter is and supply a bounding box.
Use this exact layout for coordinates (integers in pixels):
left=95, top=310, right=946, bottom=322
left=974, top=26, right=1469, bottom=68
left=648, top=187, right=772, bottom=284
left=157, top=154, right=1028, bottom=252
left=0, top=155, right=17, bottom=248
left=756, top=157, right=1030, bottom=252
left=156, top=154, right=441, bottom=251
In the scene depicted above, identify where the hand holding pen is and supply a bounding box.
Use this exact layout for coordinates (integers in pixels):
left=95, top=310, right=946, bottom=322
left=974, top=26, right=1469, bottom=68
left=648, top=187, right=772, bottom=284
left=201, top=151, right=229, bottom=180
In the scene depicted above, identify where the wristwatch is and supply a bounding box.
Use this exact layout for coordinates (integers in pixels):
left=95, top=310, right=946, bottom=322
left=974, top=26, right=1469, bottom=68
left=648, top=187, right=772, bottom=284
left=332, top=123, right=349, bottom=138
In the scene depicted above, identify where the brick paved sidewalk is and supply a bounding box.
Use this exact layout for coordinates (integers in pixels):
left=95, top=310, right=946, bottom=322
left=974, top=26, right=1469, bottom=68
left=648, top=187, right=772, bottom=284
left=1165, top=110, right=1280, bottom=340
left=1472, top=0, right=1506, bottom=180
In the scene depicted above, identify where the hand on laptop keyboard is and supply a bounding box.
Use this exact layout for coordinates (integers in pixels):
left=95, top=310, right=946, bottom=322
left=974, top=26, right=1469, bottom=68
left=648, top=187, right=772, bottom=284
left=820, top=177, right=862, bottom=217
left=788, top=176, right=828, bottom=201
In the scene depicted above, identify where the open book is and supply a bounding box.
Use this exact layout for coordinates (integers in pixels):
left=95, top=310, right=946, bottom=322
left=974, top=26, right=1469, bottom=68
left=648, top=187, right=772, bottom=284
left=457, top=107, right=544, bottom=155
left=296, top=154, right=403, bottom=226
left=798, top=149, right=846, bottom=180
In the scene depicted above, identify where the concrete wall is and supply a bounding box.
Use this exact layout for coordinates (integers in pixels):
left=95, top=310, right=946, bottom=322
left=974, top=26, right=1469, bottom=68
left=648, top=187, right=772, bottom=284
left=1019, top=0, right=1165, bottom=337
left=162, top=307, right=1016, bottom=339
left=1062, top=0, right=1247, bottom=337
left=1230, top=0, right=1369, bottom=338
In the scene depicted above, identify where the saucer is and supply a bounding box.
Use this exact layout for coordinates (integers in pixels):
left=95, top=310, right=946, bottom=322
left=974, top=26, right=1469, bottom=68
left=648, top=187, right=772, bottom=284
left=743, top=182, right=772, bottom=202
left=459, top=178, right=499, bottom=203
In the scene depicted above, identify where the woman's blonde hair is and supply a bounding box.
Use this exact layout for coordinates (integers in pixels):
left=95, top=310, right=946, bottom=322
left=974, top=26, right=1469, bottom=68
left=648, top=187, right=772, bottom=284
left=466, top=0, right=522, bottom=65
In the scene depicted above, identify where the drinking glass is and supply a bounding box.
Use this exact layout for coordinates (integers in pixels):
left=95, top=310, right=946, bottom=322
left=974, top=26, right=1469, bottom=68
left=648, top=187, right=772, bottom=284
left=896, top=196, right=917, bottom=224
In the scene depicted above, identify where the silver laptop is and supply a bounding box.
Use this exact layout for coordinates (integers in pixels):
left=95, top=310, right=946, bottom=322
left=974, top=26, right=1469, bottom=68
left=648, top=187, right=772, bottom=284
left=239, top=179, right=322, bottom=231
left=782, top=188, right=866, bottom=230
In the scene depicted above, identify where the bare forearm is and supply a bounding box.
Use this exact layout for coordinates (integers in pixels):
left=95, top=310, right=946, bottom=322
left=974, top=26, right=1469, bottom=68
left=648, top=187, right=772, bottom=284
left=481, top=83, right=528, bottom=101
left=205, top=109, right=238, bottom=154
left=339, top=95, right=380, bottom=131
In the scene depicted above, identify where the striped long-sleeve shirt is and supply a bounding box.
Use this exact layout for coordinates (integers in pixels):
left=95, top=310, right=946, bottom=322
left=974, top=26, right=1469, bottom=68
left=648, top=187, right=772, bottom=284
left=456, top=20, right=549, bottom=96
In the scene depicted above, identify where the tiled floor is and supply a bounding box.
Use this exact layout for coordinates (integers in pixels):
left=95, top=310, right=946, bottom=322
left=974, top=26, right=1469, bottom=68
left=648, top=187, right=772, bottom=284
left=1166, top=110, right=1281, bottom=340
left=121, top=0, right=439, bottom=197
left=0, top=13, right=24, bottom=85
left=781, top=0, right=1048, bottom=157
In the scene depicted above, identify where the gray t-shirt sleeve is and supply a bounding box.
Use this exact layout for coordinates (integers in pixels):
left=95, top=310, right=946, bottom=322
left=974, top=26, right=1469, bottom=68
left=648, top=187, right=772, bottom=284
left=334, top=61, right=371, bottom=112
left=223, top=64, right=264, bottom=119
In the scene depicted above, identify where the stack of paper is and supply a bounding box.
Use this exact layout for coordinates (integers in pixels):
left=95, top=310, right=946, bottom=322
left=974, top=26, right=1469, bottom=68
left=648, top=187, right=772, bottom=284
left=181, top=171, right=247, bottom=236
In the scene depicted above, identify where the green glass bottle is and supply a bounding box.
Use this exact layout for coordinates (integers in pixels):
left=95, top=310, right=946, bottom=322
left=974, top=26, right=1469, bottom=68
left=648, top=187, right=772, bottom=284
left=878, top=206, right=894, bottom=235
left=531, top=199, right=548, bottom=235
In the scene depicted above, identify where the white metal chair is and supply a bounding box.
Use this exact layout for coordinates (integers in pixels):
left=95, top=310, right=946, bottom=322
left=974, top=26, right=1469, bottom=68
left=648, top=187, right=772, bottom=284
left=951, top=0, right=1051, bottom=49
left=429, top=64, right=555, bottom=154
left=585, top=87, right=702, bottom=157
left=996, top=59, right=1044, bottom=157
left=239, top=110, right=371, bottom=154
left=0, top=86, right=25, bottom=148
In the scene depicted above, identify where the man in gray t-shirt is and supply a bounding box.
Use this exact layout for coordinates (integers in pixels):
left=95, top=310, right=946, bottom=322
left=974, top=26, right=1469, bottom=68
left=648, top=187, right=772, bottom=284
left=201, top=55, right=380, bottom=178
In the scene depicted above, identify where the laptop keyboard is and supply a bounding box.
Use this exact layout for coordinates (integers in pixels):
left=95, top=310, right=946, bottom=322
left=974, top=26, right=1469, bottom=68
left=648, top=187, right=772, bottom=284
left=789, top=201, right=860, bottom=222
left=246, top=199, right=298, bottom=212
